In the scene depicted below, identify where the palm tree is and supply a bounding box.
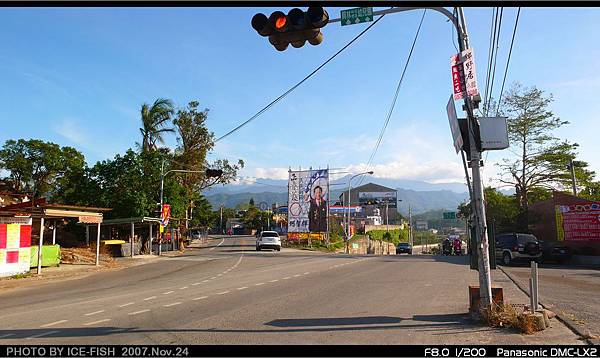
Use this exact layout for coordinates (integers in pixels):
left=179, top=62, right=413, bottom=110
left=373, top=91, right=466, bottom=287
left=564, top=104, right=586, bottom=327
left=139, top=98, right=175, bottom=151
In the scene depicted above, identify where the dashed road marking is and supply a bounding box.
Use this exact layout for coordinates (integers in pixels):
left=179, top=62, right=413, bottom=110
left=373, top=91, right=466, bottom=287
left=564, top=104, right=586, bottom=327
left=119, top=302, right=134, bottom=307
left=255, top=282, right=265, bottom=286
left=179, top=286, right=188, bottom=290
left=217, top=273, right=223, bottom=277
left=303, top=272, right=310, bottom=275
left=192, top=282, right=202, bottom=286
left=163, top=302, right=182, bottom=307
left=84, top=319, right=111, bottom=326
left=40, top=320, right=68, bottom=328
left=193, top=296, right=208, bottom=301
left=210, top=277, right=217, bottom=280
left=237, top=286, right=248, bottom=290
left=269, top=279, right=278, bottom=282
left=143, top=296, right=157, bottom=301
left=25, top=330, right=58, bottom=339
left=163, top=291, right=174, bottom=295
left=283, top=277, right=291, bottom=280
left=217, top=291, right=230, bottom=295
left=84, top=310, right=105, bottom=316
left=0, top=333, right=15, bottom=339
left=293, top=274, right=301, bottom=277
left=202, top=279, right=210, bottom=283
left=129, top=309, right=150, bottom=315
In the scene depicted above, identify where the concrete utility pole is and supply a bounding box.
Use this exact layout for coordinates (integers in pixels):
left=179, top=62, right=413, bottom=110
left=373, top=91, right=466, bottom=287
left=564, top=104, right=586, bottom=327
left=568, top=158, right=578, bottom=196
left=220, top=205, right=224, bottom=234
left=408, top=205, right=413, bottom=246
left=346, top=171, right=374, bottom=253
left=385, top=201, right=389, bottom=233
left=455, top=7, right=493, bottom=308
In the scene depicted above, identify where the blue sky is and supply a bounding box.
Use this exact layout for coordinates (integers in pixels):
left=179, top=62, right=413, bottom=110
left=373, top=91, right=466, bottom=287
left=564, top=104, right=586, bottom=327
left=1, top=7, right=599, bottom=188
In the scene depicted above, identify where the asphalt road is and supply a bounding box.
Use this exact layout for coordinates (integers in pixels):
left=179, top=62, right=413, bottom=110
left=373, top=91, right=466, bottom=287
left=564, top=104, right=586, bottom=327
left=0, top=236, right=582, bottom=344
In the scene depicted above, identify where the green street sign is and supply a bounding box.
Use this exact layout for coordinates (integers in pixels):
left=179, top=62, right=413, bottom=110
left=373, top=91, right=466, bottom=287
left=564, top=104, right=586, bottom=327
left=443, top=212, right=457, bottom=220
left=340, top=7, right=374, bottom=26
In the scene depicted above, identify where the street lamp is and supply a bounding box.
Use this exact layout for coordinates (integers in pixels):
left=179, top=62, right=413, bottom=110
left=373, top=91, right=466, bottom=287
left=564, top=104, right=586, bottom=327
left=345, top=171, right=374, bottom=252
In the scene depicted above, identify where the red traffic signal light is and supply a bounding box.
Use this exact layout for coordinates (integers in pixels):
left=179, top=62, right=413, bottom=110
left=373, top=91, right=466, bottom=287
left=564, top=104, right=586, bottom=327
left=251, top=7, right=329, bottom=51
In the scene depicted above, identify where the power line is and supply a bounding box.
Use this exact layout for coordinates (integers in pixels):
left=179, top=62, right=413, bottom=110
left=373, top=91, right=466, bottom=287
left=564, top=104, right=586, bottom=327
left=482, top=7, right=497, bottom=116
left=486, top=7, right=503, bottom=116
left=214, top=14, right=388, bottom=143
left=496, top=7, right=521, bottom=116
left=357, top=10, right=427, bottom=187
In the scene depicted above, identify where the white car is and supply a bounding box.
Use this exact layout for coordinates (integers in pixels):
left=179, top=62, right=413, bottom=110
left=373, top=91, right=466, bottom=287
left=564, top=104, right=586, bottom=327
left=256, top=231, right=281, bottom=251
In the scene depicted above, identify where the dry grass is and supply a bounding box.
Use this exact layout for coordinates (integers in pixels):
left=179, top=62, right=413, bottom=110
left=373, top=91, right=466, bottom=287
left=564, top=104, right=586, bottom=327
left=482, top=303, right=541, bottom=335
left=61, top=246, right=115, bottom=266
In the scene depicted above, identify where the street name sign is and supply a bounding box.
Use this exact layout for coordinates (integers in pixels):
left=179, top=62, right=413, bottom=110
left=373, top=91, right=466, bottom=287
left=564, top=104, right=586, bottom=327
left=340, top=7, right=373, bottom=26
left=446, top=95, right=463, bottom=154
left=443, top=211, right=457, bottom=220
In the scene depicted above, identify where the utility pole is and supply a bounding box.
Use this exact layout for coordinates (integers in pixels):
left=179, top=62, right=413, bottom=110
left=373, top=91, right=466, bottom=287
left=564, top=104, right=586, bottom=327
left=408, top=204, right=413, bottom=246
left=220, top=204, right=224, bottom=234
left=456, top=7, right=493, bottom=308
left=568, top=159, right=578, bottom=196
left=385, top=201, right=389, bottom=233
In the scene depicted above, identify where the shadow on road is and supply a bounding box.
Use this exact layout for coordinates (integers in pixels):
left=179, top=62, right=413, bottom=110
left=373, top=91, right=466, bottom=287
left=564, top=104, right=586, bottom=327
left=266, top=316, right=402, bottom=327
left=0, top=314, right=488, bottom=340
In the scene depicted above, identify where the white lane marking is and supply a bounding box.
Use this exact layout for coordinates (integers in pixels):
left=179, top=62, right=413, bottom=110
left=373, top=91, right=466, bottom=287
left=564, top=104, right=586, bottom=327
left=217, top=273, right=223, bottom=277
left=192, top=282, right=202, bottom=286
left=255, top=282, right=265, bottom=286
left=25, top=330, right=59, bottom=339
left=0, top=333, right=15, bottom=338
left=283, top=277, right=291, bottom=280
left=293, top=274, right=301, bottom=277
left=237, top=286, right=248, bottom=290
left=163, top=302, right=182, bottom=307
left=269, top=279, right=279, bottom=282
left=129, top=309, right=150, bottom=315
left=119, top=302, right=135, bottom=307
left=143, top=296, right=157, bottom=301
left=163, top=291, right=174, bottom=295
left=84, top=310, right=105, bottom=316
left=202, top=279, right=210, bottom=283
left=193, top=296, right=208, bottom=301
left=210, top=277, right=217, bottom=280
left=217, top=291, right=230, bottom=295
left=179, top=286, right=188, bottom=290
left=303, top=272, right=310, bottom=275
left=40, top=320, right=68, bottom=328
left=84, top=319, right=111, bottom=326
left=209, top=238, right=226, bottom=250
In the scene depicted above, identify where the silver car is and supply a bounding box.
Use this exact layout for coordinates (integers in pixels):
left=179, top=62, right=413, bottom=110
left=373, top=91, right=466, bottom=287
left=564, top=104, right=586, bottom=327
left=256, top=231, right=281, bottom=251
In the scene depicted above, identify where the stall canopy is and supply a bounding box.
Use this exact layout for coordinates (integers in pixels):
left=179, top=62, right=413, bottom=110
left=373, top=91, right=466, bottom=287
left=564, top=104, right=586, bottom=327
left=0, top=200, right=111, bottom=273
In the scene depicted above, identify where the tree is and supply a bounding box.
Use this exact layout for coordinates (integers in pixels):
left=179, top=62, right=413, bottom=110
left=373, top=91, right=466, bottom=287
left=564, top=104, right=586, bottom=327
left=0, top=139, right=85, bottom=198
left=139, top=98, right=175, bottom=152
left=249, top=198, right=255, bottom=207
left=496, top=83, right=594, bottom=229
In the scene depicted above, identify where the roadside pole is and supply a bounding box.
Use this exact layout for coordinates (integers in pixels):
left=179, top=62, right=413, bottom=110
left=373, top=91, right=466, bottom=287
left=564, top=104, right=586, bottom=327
left=408, top=205, right=413, bottom=247
left=568, top=158, right=578, bottom=196
left=456, top=7, right=493, bottom=308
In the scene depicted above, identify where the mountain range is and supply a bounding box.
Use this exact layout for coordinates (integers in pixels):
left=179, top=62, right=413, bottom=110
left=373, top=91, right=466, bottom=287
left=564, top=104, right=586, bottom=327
left=204, top=176, right=474, bottom=215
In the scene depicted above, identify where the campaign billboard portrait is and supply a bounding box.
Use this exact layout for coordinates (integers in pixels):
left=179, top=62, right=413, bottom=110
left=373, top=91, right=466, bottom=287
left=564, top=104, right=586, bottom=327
left=288, top=169, right=329, bottom=236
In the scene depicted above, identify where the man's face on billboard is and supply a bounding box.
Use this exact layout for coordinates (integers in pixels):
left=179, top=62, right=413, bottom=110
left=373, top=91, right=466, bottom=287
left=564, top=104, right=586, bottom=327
left=314, top=187, right=322, bottom=200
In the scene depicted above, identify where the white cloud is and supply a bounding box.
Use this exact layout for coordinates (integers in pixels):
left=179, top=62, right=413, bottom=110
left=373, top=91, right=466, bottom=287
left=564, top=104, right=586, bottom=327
left=53, top=118, right=88, bottom=146
left=252, top=167, right=290, bottom=180
left=347, top=160, right=465, bottom=183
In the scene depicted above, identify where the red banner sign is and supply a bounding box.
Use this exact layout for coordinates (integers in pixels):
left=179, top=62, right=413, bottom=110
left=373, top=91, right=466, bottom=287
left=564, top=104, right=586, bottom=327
left=557, top=203, right=600, bottom=241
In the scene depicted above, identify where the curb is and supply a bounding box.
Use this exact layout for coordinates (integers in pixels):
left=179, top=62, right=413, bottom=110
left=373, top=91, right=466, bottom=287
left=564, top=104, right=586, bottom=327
left=498, top=266, right=598, bottom=345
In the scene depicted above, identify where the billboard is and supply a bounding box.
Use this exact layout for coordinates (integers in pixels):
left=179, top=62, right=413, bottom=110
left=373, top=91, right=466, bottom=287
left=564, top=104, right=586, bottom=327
left=0, top=216, right=32, bottom=278
left=288, top=169, right=329, bottom=236
left=358, top=191, right=397, bottom=207
left=556, top=203, right=600, bottom=242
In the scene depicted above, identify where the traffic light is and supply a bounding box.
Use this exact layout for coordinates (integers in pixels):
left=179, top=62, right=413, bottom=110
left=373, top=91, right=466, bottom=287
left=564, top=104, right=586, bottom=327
left=206, top=169, right=223, bottom=178
left=251, top=7, right=329, bottom=51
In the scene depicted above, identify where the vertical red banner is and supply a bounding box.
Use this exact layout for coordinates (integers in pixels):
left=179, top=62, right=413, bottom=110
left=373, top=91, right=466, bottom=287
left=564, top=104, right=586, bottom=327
left=20, top=225, right=32, bottom=247
left=0, top=224, right=7, bottom=249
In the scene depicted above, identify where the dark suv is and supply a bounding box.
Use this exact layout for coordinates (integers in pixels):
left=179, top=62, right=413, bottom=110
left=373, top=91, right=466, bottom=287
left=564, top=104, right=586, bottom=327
left=495, top=233, right=542, bottom=266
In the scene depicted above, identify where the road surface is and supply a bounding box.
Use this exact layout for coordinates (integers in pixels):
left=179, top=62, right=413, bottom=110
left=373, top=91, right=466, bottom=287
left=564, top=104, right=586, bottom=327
left=0, top=236, right=581, bottom=344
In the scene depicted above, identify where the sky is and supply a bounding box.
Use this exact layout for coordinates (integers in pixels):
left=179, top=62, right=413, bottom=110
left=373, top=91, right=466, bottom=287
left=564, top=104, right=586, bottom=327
left=1, top=7, right=599, bottom=189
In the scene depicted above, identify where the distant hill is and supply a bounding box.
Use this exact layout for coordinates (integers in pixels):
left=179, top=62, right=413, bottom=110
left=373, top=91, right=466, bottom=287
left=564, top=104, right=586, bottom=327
left=205, top=188, right=469, bottom=215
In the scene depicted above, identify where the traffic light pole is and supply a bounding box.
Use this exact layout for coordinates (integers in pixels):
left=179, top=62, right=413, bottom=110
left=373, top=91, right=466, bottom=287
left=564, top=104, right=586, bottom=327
left=329, top=6, right=492, bottom=308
